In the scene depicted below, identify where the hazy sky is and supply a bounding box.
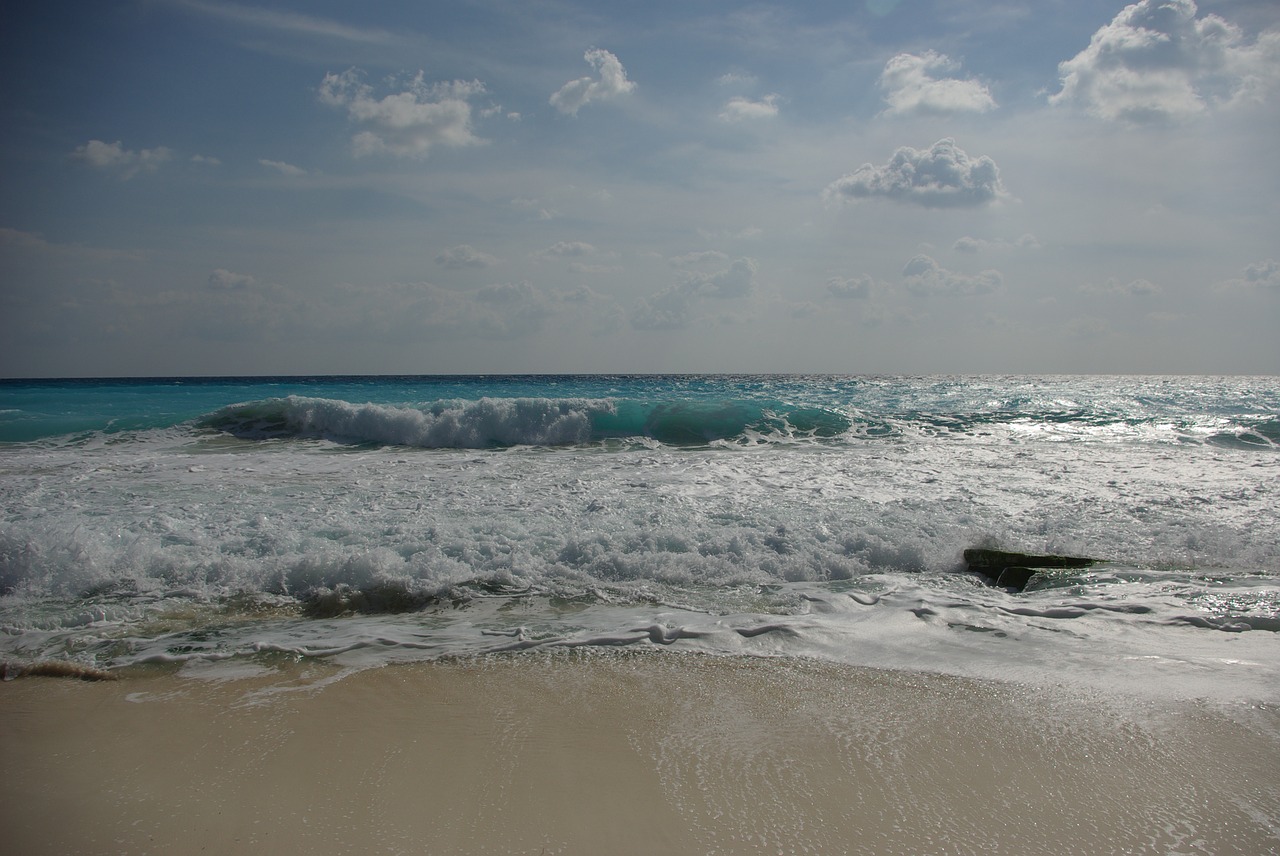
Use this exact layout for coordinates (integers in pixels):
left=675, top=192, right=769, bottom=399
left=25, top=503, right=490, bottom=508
left=2, top=0, right=1277, bottom=376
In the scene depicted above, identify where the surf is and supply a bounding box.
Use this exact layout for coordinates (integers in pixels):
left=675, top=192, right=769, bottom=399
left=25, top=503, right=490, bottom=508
left=199, top=394, right=855, bottom=448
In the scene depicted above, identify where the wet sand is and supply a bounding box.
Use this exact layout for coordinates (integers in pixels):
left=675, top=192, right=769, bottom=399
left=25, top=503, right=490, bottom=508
left=2, top=650, right=1277, bottom=855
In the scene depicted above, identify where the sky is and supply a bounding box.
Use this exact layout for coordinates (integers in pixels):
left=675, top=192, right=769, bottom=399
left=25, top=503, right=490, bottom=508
left=1, top=0, right=1277, bottom=377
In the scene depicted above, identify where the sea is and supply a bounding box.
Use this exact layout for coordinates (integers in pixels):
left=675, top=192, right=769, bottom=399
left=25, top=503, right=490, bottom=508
left=1, top=374, right=1277, bottom=701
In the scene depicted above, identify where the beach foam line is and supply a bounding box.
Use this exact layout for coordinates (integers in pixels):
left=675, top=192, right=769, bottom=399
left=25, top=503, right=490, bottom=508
left=3, top=650, right=1277, bottom=855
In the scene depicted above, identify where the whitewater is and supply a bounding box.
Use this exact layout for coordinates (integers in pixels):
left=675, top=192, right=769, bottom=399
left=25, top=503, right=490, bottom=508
left=1, top=374, right=1277, bottom=701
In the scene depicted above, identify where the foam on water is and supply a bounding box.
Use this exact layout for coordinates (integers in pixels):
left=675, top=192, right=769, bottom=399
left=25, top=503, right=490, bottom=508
left=1, top=375, right=1277, bottom=700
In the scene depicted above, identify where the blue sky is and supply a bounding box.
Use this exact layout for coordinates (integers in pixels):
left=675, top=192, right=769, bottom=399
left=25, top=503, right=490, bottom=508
left=2, top=0, right=1277, bottom=376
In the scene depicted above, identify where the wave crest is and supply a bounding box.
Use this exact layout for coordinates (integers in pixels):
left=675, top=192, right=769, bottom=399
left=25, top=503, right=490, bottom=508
left=202, top=396, right=603, bottom=448
left=200, top=396, right=856, bottom=448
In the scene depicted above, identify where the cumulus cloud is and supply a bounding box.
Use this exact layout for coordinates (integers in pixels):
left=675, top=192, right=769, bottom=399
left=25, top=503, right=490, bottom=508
left=550, top=49, right=636, bottom=115
left=1050, top=0, right=1280, bottom=122
left=1244, top=259, right=1280, bottom=289
left=718, top=94, right=780, bottom=121
left=191, top=154, right=221, bottom=166
left=319, top=68, right=485, bottom=158
left=901, top=255, right=1002, bottom=297
left=824, top=138, right=1005, bottom=208
left=879, top=51, right=996, bottom=115
left=827, top=275, right=873, bottom=299
left=1217, top=258, right=1280, bottom=292
left=259, top=158, right=305, bottom=176
left=72, top=140, right=173, bottom=178
left=435, top=244, right=499, bottom=269
left=207, top=269, right=256, bottom=290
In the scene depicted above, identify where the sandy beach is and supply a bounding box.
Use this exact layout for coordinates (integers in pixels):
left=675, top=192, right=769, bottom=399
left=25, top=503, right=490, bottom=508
left=2, top=650, right=1277, bottom=855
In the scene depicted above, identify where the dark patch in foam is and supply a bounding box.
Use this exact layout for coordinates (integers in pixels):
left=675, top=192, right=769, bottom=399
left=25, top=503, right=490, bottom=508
left=1000, top=604, right=1154, bottom=620
left=1, top=660, right=116, bottom=681
left=735, top=623, right=801, bottom=638
left=1168, top=614, right=1279, bottom=633
left=300, top=578, right=531, bottom=618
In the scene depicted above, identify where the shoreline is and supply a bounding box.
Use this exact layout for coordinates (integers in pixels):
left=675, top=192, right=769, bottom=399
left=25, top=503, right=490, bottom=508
left=3, top=650, right=1278, bottom=855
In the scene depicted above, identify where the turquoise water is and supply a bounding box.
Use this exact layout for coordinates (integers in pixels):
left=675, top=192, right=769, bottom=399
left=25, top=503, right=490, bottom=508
left=3, top=374, right=1276, bottom=447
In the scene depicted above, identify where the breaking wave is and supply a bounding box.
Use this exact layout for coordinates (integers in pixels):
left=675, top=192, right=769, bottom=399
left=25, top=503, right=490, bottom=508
left=199, top=396, right=854, bottom=448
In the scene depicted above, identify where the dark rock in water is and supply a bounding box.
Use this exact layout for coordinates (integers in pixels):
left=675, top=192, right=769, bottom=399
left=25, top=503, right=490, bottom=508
left=964, top=548, right=1097, bottom=592
left=993, top=566, right=1037, bottom=591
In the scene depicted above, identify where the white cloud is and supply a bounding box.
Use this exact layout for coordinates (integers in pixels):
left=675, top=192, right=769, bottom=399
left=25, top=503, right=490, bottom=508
left=1217, top=258, right=1280, bottom=292
left=72, top=140, right=173, bottom=178
left=718, top=94, right=780, bottom=121
left=1080, top=278, right=1164, bottom=297
left=172, top=0, right=398, bottom=44
left=536, top=241, right=597, bottom=259
left=878, top=51, right=996, bottom=115
left=558, top=285, right=605, bottom=304
left=669, top=250, right=729, bottom=268
left=568, top=262, right=623, bottom=275
left=259, top=158, right=305, bottom=176
left=684, top=257, right=758, bottom=299
left=630, top=258, right=758, bottom=330
left=953, top=234, right=1040, bottom=253
left=631, top=285, right=695, bottom=330
left=717, top=71, right=757, bottom=86
left=476, top=281, right=538, bottom=304
left=550, top=49, right=636, bottom=116
left=0, top=227, right=52, bottom=253
left=1050, top=0, right=1279, bottom=122
left=901, top=255, right=1002, bottom=297
left=827, top=275, right=873, bottom=299
left=1244, top=259, right=1280, bottom=289
left=435, top=245, right=500, bottom=269
left=319, top=69, right=485, bottom=158
left=0, top=228, right=140, bottom=263
left=208, top=268, right=256, bottom=290
left=73, top=140, right=130, bottom=169
left=825, top=138, right=1005, bottom=208
left=479, top=104, right=520, bottom=121
left=191, top=154, right=221, bottom=166
left=696, top=225, right=764, bottom=242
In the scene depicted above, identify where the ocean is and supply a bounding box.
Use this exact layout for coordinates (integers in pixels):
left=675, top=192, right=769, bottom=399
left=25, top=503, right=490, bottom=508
left=2, top=374, right=1277, bottom=701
